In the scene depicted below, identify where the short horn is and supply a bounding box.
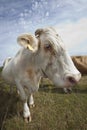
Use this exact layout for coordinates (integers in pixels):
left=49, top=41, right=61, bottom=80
left=35, top=29, right=43, bottom=36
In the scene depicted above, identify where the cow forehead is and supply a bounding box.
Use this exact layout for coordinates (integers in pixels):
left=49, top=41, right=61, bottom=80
left=40, top=31, right=65, bottom=53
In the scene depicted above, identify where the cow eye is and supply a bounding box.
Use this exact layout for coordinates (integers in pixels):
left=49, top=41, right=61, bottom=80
left=44, top=44, right=52, bottom=50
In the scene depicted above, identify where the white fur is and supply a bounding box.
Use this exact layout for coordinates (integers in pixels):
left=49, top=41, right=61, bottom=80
left=23, top=102, right=30, bottom=118
left=29, top=94, right=34, bottom=106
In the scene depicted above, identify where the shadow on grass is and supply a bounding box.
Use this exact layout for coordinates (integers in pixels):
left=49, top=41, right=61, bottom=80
left=73, top=87, right=87, bottom=94
left=0, top=84, right=20, bottom=130
left=39, top=84, right=87, bottom=94
left=39, top=84, right=64, bottom=94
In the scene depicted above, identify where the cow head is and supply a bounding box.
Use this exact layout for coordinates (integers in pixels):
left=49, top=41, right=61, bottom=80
left=17, top=27, right=81, bottom=89
left=35, top=27, right=81, bottom=88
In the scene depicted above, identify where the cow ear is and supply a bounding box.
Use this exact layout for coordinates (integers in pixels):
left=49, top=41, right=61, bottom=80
left=17, top=34, right=38, bottom=52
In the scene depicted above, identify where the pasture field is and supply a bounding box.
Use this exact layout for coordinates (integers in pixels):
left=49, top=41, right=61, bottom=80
left=0, top=67, right=87, bottom=130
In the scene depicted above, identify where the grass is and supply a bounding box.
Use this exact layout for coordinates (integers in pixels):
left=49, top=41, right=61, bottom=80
left=0, top=68, right=87, bottom=130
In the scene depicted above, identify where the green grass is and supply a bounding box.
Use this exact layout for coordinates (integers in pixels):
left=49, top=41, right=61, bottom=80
left=0, top=69, right=87, bottom=130
left=0, top=67, right=3, bottom=72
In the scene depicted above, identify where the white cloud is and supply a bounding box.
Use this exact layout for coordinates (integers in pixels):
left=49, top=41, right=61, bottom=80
left=46, top=11, right=49, bottom=17
left=54, top=18, right=87, bottom=55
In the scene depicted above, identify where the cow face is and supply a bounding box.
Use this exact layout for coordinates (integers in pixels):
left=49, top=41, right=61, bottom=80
left=35, top=27, right=81, bottom=88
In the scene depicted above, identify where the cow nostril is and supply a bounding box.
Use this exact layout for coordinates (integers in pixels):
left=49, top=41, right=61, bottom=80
left=67, top=76, right=77, bottom=84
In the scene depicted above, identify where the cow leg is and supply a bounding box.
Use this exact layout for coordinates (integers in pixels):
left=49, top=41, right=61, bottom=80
left=63, top=87, right=72, bottom=94
left=23, top=101, right=31, bottom=123
left=29, top=94, right=35, bottom=108
left=67, top=87, right=72, bottom=93
left=63, top=88, right=68, bottom=93
left=15, top=80, right=31, bottom=123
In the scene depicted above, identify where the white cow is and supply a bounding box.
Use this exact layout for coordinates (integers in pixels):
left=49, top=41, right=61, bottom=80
left=2, top=27, right=81, bottom=123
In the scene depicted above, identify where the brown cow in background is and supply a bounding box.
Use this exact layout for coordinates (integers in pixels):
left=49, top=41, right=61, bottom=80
left=72, top=56, right=87, bottom=75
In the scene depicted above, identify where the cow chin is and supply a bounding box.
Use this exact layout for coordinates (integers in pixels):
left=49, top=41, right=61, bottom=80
left=51, top=75, right=66, bottom=88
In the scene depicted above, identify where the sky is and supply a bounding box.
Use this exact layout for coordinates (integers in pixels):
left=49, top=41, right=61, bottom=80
left=0, top=0, right=87, bottom=66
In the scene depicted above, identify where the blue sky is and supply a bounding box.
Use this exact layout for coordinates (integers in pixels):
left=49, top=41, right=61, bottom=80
left=0, top=0, right=87, bottom=66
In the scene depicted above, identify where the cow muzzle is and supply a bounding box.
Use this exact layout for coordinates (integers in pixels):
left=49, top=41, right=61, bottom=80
left=65, top=72, right=81, bottom=86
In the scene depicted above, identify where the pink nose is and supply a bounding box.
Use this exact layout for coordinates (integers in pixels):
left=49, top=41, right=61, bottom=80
left=66, top=72, right=81, bottom=85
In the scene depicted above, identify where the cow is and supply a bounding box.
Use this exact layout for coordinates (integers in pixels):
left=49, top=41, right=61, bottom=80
left=2, top=27, right=81, bottom=123
left=72, top=56, right=87, bottom=75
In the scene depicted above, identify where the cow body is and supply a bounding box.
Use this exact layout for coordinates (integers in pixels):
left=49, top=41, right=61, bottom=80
left=2, top=27, right=81, bottom=122
left=3, top=49, right=42, bottom=92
